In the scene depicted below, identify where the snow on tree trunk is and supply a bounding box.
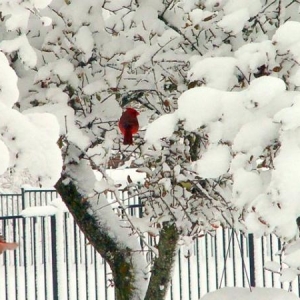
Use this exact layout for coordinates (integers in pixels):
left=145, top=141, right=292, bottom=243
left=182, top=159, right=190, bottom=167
left=55, top=177, right=144, bottom=300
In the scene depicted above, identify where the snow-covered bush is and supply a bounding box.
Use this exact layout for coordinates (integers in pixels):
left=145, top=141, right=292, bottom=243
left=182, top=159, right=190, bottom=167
left=1, top=0, right=300, bottom=298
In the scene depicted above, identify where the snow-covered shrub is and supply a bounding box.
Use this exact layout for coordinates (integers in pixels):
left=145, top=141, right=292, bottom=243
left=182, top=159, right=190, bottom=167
left=1, top=0, right=300, bottom=297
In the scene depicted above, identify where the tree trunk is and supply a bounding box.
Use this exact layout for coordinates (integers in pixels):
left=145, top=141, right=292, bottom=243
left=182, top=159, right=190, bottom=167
left=144, top=223, right=179, bottom=300
left=55, top=178, right=138, bottom=300
left=56, top=177, right=180, bottom=300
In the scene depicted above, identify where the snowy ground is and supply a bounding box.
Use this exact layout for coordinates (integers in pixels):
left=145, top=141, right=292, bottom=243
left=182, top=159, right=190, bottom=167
left=201, top=287, right=299, bottom=300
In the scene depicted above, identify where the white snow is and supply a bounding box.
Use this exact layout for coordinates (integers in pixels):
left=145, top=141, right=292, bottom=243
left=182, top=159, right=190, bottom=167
left=144, top=113, right=178, bottom=144
left=232, top=117, right=278, bottom=154
left=200, top=287, right=299, bottom=300
left=0, top=35, right=37, bottom=68
left=223, top=0, right=262, bottom=17
left=218, top=9, right=250, bottom=35
left=0, top=52, right=19, bottom=108
left=193, top=145, right=231, bottom=179
left=272, top=21, right=300, bottom=50
left=21, top=198, right=68, bottom=217
left=232, top=169, right=263, bottom=208
left=280, top=269, right=298, bottom=283
left=21, top=205, right=57, bottom=217
left=74, top=26, right=94, bottom=60
left=235, top=41, right=277, bottom=74
left=0, top=140, right=9, bottom=175
left=245, top=77, right=286, bottom=108
left=264, top=261, right=281, bottom=273
left=0, top=102, right=62, bottom=189
left=177, top=87, right=222, bottom=131
left=274, top=97, right=300, bottom=130
left=188, top=57, right=237, bottom=90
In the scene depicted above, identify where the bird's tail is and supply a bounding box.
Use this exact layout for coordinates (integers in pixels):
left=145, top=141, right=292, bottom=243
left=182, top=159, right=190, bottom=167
left=123, top=130, right=133, bottom=145
left=0, top=240, right=18, bottom=254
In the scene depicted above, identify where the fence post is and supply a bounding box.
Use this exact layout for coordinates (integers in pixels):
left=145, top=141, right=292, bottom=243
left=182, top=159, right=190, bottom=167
left=21, top=188, right=30, bottom=300
left=248, top=234, right=255, bottom=287
left=51, top=215, right=59, bottom=300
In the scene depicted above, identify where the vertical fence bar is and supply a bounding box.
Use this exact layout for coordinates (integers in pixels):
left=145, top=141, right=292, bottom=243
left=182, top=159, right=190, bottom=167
left=74, top=222, right=79, bottom=300
left=21, top=189, right=29, bottom=300
left=84, top=237, right=88, bottom=300
left=64, top=213, right=70, bottom=300
left=214, top=234, right=218, bottom=290
left=51, top=215, right=59, bottom=300
left=261, top=237, right=266, bottom=286
left=239, top=233, right=245, bottom=287
left=196, top=238, right=201, bottom=299
left=222, top=228, right=227, bottom=287
left=3, top=221, right=8, bottom=300
left=179, top=248, right=183, bottom=300
left=104, top=260, right=108, bottom=300
left=248, top=234, right=255, bottom=287
left=187, top=250, right=191, bottom=300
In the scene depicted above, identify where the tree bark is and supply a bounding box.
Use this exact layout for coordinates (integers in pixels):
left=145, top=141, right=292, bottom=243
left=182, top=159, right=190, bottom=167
left=55, top=178, right=138, bottom=300
left=144, top=223, right=179, bottom=300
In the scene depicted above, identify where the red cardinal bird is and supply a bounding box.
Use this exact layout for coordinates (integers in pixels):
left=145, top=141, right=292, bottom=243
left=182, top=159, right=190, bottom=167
left=0, top=236, right=18, bottom=254
left=118, top=108, right=139, bottom=145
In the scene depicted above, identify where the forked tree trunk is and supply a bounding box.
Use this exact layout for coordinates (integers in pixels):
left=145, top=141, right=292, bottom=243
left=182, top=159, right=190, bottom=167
left=55, top=177, right=179, bottom=300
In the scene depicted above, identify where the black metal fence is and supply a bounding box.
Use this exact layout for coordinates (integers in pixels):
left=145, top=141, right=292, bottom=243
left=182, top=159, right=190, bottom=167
left=0, top=189, right=299, bottom=300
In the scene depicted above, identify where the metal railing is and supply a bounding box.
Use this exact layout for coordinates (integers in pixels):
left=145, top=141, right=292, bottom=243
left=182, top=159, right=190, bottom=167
left=0, top=189, right=299, bottom=300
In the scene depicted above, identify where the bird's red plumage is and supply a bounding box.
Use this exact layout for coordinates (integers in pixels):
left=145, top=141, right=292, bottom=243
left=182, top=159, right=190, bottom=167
left=118, top=108, right=139, bottom=145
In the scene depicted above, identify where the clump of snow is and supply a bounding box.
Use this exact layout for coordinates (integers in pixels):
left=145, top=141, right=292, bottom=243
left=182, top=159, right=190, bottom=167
left=0, top=52, right=19, bottom=108
left=0, top=35, right=37, bottom=68
left=0, top=2, right=30, bottom=31
left=0, top=103, right=62, bottom=188
left=188, top=57, right=237, bottom=90
left=31, top=0, right=53, bottom=9
left=280, top=268, right=297, bottom=283
left=74, top=26, right=94, bottom=61
left=232, top=117, right=278, bottom=154
left=235, top=41, right=277, bottom=74
left=270, top=135, right=300, bottom=214
left=274, top=96, right=300, bottom=130
left=264, top=261, right=281, bottom=272
left=133, top=5, right=158, bottom=29
left=232, top=169, right=263, bottom=208
left=193, top=145, right=231, bottom=179
left=272, top=21, right=300, bottom=51
left=35, top=59, right=75, bottom=82
left=83, top=80, right=109, bottom=95
left=189, top=9, right=215, bottom=26
left=0, top=140, right=9, bottom=175
left=218, top=9, right=250, bottom=34
left=145, top=113, right=178, bottom=144
left=177, top=87, right=222, bottom=131
left=21, top=197, right=68, bottom=217
left=21, top=205, right=57, bottom=217
left=284, top=241, right=300, bottom=268
left=244, top=77, right=286, bottom=109
left=59, top=0, right=104, bottom=31
left=223, top=0, right=262, bottom=17
left=218, top=0, right=262, bottom=34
